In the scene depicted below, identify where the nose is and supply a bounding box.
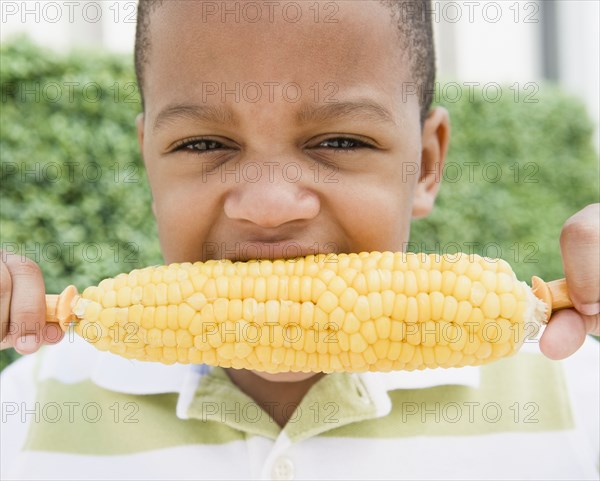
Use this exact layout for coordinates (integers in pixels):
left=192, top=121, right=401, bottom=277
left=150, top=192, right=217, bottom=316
left=224, top=161, right=320, bottom=228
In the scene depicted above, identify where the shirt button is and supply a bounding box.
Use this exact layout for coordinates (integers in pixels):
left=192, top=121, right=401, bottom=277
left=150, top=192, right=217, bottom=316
left=271, top=456, right=295, bottom=480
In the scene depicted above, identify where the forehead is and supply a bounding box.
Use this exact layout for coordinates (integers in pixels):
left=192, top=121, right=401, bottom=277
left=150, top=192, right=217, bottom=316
left=144, top=0, right=412, bottom=116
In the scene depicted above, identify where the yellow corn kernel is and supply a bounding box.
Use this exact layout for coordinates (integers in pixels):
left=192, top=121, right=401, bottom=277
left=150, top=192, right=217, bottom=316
left=311, top=278, right=327, bottom=303
left=128, top=304, right=144, bottom=326
left=482, top=292, right=501, bottom=319
left=317, top=291, right=339, bottom=314
left=167, top=305, right=179, bottom=330
left=155, top=306, right=167, bottom=329
left=101, top=290, right=117, bottom=309
left=353, top=295, right=370, bottom=322
left=179, top=279, right=195, bottom=299
left=83, top=301, right=102, bottom=322
left=441, top=270, right=457, bottom=296
left=430, top=291, right=444, bottom=321
left=177, top=303, right=195, bottom=329
left=375, top=316, right=391, bottom=340
left=140, top=307, right=155, bottom=330
left=142, top=284, right=156, bottom=306
left=167, top=283, right=182, bottom=305
left=328, top=276, right=347, bottom=297
left=453, top=275, right=472, bottom=302
left=429, top=270, right=442, bottom=293
left=381, top=290, right=395, bottom=317
left=360, top=320, right=378, bottom=345
left=416, top=292, right=431, bottom=323
left=155, top=283, right=168, bottom=306
left=176, top=329, right=193, bottom=348
left=389, top=321, right=405, bottom=342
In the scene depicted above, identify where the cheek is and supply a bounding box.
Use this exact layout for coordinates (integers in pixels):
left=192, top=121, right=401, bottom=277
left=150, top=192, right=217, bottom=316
left=331, top=168, right=417, bottom=251
left=148, top=166, right=222, bottom=263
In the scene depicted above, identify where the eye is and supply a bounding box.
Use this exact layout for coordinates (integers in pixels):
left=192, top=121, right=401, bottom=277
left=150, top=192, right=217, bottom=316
left=316, top=137, right=372, bottom=151
left=172, top=138, right=227, bottom=154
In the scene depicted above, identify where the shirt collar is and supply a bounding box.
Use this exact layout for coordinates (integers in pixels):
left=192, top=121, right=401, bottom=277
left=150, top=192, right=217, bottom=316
left=38, top=334, right=192, bottom=394
left=179, top=364, right=480, bottom=442
left=39, top=333, right=480, bottom=441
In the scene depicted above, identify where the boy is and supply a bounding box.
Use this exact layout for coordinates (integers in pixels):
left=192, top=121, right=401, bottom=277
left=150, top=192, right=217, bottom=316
left=1, top=1, right=598, bottom=479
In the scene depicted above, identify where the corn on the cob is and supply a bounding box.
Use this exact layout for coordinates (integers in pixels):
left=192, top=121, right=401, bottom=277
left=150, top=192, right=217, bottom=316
left=45, top=252, right=569, bottom=373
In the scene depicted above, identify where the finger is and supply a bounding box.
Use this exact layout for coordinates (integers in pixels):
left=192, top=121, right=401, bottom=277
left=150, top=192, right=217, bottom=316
left=4, top=255, right=46, bottom=354
left=539, top=309, right=589, bottom=360
left=583, top=312, right=600, bottom=336
left=559, top=203, right=600, bottom=316
left=0, top=257, right=13, bottom=343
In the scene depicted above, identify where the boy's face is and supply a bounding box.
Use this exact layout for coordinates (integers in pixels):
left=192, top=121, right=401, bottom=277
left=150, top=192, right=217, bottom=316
left=137, top=0, right=449, bottom=382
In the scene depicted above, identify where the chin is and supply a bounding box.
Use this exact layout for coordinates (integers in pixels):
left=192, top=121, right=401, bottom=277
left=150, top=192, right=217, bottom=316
left=252, top=370, right=322, bottom=382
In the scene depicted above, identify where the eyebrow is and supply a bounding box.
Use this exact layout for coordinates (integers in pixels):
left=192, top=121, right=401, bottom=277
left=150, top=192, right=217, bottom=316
left=296, top=100, right=396, bottom=125
left=153, top=99, right=396, bottom=133
left=153, top=104, right=239, bottom=132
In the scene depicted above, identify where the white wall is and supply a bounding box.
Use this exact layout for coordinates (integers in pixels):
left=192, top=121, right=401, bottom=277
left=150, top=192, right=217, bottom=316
left=555, top=0, right=600, bottom=151
left=434, top=0, right=543, bottom=83
left=433, top=0, right=598, bottom=150
left=0, top=1, right=136, bottom=51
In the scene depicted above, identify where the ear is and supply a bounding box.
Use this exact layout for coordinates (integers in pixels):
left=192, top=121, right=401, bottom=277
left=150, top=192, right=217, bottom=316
left=136, top=112, right=145, bottom=155
left=136, top=112, right=157, bottom=218
left=411, top=107, right=451, bottom=219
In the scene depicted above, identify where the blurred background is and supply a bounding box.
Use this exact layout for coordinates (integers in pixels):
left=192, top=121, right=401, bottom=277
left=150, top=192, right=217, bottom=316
left=1, top=1, right=599, bottom=370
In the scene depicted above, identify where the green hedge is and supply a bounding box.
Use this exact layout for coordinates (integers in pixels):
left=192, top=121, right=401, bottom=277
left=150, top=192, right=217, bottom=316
left=411, top=80, right=599, bottom=279
left=1, top=37, right=598, bottom=371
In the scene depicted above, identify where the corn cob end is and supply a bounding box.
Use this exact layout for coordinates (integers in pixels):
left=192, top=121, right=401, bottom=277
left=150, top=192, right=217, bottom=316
left=531, top=276, right=572, bottom=323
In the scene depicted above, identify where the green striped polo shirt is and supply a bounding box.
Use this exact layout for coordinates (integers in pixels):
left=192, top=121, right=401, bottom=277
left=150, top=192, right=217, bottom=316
left=1, top=332, right=598, bottom=480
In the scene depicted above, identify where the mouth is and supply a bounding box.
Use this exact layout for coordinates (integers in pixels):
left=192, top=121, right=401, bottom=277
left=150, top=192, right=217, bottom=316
left=220, top=240, right=338, bottom=263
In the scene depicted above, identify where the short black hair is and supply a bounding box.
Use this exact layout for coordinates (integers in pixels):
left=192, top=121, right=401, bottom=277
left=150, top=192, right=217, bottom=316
left=134, top=0, right=435, bottom=123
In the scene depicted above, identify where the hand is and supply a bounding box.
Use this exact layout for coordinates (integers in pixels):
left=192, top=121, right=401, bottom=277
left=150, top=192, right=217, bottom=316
left=0, top=252, right=64, bottom=354
left=539, top=204, right=600, bottom=359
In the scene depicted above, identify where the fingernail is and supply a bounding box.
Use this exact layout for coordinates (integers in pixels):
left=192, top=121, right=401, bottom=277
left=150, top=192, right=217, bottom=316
left=579, top=303, right=600, bottom=316
left=15, top=335, right=40, bottom=354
